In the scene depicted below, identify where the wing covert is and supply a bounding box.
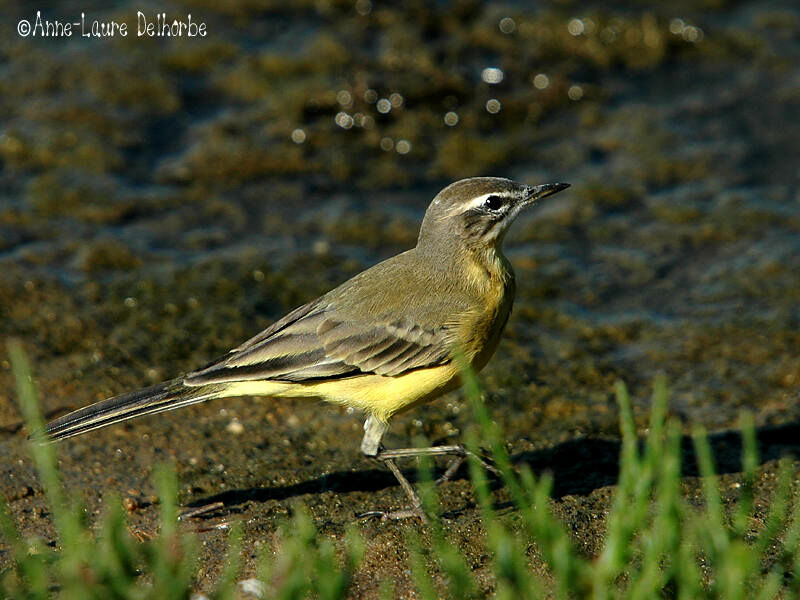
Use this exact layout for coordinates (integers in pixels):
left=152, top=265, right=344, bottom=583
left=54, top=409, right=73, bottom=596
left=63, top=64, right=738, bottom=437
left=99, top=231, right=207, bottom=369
left=184, top=305, right=454, bottom=385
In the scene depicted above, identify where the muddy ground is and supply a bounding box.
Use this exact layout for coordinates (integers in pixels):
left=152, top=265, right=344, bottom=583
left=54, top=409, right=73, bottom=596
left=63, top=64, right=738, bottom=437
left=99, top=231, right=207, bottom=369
left=1, top=0, right=798, bottom=596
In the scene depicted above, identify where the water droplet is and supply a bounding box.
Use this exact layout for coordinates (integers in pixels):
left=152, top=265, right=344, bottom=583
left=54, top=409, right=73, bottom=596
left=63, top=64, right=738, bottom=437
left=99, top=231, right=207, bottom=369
left=335, top=112, right=354, bottom=129
left=396, top=140, right=411, bottom=154
left=567, top=84, right=584, bottom=101
left=485, top=98, right=502, bottom=113
left=481, top=67, right=504, bottom=85
left=290, top=128, right=306, bottom=144
left=336, top=89, right=352, bottom=107
left=379, top=137, right=394, bottom=151
left=444, top=111, right=459, bottom=126
left=533, top=73, right=549, bottom=89
left=376, top=98, right=392, bottom=113
left=683, top=25, right=703, bottom=43
left=363, top=88, right=378, bottom=103
left=499, top=17, right=516, bottom=34
left=355, top=0, right=371, bottom=16
left=567, top=18, right=585, bottom=36
left=389, top=92, right=404, bottom=108
left=600, top=26, right=618, bottom=43
left=669, top=18, right=685, bottom=35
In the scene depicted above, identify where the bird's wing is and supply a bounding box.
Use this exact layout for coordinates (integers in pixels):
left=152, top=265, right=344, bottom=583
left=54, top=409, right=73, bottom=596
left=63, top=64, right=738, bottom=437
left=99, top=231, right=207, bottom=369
left=184, top=301, right=455, bottom=385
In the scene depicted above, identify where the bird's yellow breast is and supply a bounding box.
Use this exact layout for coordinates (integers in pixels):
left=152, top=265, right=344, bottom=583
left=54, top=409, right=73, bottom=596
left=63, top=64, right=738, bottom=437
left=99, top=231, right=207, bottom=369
left=456, top=247, right=516, bottom=370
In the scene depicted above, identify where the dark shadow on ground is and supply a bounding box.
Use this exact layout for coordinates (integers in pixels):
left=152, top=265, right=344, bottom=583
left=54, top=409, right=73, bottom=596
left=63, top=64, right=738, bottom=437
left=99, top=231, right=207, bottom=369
left=185, top=422, right=800, bottom=513
left=184, top=467, right=398, bottom=511
left=515, top=422, right=800, bottom=499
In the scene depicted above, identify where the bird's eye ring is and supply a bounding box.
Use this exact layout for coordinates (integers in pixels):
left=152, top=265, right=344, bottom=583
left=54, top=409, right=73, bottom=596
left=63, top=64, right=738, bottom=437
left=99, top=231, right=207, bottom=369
left=484, top=195, right=504, bottom=211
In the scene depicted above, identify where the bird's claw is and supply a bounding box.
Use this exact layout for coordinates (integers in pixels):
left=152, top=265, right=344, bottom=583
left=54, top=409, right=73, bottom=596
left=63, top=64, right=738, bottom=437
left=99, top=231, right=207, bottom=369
left=358, top=506, right=429, bottom=523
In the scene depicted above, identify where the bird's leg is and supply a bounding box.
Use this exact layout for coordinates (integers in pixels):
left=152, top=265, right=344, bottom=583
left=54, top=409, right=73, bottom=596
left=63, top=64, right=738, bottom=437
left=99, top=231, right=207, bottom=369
left=359, top=414, right=388, bottom=456
left=377, top=445, right=501, bottom=482
left=358, top=415, right=428, bottom=522
left=375, top=458, right=428, bottom=523
left=363, top=416, right=499, bottom=480
left=357, top=416, right=500, bottom=521
left=437, top=454, right=465, bottom=484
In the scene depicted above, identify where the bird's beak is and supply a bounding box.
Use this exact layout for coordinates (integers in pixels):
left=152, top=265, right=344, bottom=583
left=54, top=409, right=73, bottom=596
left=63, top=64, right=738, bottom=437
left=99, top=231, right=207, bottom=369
left=523, top=182, right=570, bottom=206
left=501, top=182, right=570, bottom=233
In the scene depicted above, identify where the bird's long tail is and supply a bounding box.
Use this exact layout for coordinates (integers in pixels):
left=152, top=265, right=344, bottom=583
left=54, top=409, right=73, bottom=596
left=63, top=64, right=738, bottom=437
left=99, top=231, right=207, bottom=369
left=39, top=378, right=226, bottom=441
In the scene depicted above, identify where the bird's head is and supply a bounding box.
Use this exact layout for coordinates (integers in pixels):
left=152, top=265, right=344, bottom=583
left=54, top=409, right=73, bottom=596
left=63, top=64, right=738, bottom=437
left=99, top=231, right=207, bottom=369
left=418, top=177, right=569, bottom=252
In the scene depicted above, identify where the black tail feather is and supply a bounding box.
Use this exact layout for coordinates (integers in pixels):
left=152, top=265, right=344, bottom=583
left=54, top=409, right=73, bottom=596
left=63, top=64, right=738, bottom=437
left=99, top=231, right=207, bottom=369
left=36, top=378, right=223, bottom=442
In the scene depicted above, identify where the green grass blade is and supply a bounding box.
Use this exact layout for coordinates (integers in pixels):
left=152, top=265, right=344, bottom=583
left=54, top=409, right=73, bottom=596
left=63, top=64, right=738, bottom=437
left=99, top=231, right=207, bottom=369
left=408, top=530, right=438, bottom=600
left=210, top=522, right=243, bottom=600
left=8, top=340, right=80, bottom=552
left=692, top=425, right=728, bottom=552
left=732, top=412, right=757, bottom=538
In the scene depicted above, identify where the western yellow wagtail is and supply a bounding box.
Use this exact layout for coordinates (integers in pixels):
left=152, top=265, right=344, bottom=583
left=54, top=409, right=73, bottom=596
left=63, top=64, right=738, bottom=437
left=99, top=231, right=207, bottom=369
left=42, top=177, right=569, bottom=520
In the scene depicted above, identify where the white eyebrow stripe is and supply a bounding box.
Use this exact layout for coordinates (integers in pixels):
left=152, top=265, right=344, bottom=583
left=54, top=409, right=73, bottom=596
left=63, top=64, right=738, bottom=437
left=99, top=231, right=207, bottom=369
left=443, top=191, right=515, bottom=217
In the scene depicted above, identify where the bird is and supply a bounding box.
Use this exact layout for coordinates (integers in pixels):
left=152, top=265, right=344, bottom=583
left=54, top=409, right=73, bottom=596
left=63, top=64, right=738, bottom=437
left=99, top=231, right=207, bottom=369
left=41, top=177, right=569, bottom=521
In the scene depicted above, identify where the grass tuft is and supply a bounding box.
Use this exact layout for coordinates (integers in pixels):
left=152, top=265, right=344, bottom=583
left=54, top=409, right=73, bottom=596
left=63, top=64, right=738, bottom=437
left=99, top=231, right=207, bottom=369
left=2, top=341, right=799, bottom=597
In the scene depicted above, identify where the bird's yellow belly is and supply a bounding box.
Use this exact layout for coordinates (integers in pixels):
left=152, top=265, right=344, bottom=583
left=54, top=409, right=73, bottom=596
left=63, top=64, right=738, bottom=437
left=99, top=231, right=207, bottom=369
left=223, top=363, right=461, bottom=422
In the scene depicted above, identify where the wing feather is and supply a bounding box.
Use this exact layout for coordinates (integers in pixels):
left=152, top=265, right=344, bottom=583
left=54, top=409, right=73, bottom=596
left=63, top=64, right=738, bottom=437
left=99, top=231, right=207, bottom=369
left=184, top=301, right=453, bottom=385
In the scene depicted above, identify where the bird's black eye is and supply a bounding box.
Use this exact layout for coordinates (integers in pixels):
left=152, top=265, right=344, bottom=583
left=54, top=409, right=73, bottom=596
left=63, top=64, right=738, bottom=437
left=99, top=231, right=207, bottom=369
left=484, top=195, right=505, bottom=211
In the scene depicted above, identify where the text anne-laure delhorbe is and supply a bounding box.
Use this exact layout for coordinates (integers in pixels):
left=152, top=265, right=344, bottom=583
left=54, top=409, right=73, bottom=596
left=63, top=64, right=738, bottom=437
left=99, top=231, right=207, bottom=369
left=18, top=11, right=206, bottom=38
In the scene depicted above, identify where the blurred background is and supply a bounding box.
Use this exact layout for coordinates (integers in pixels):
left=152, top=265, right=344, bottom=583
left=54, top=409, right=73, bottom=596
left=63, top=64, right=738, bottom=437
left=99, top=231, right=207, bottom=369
left=0, top=0, right=798, bottom=589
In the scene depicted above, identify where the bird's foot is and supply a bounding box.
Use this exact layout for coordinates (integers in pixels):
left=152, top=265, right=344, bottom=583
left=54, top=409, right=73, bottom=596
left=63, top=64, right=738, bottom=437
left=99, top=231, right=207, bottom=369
left=460, top=445, right=502, bottom=478
left=362, top=444, right=501, bottom=524
left=358, top=505, right=428, bottom=523
left=436, top=455, right=465, bottom=484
